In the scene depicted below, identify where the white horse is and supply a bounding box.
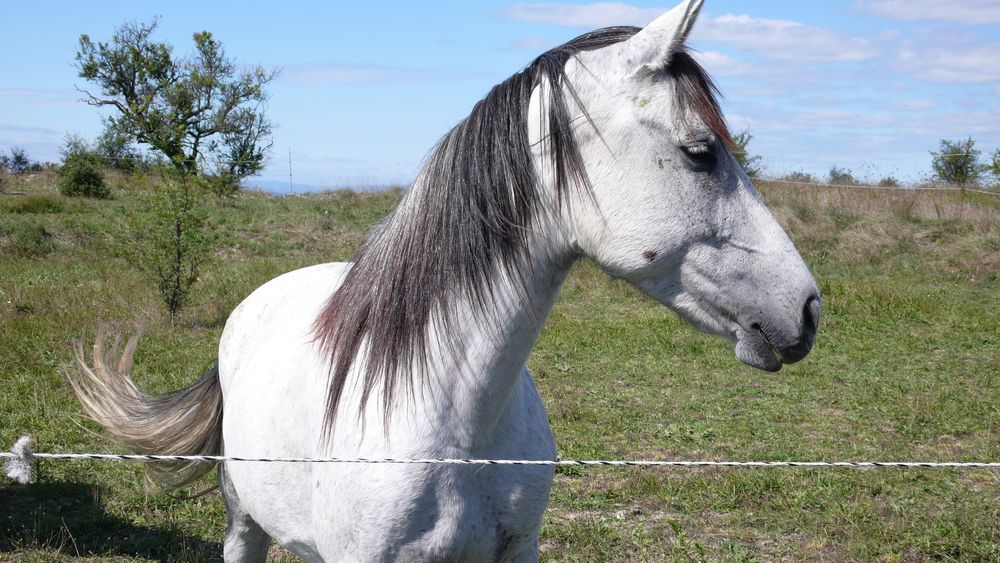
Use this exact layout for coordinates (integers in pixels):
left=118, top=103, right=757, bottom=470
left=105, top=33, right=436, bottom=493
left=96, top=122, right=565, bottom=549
left=68, top=1, right=820, bottom=560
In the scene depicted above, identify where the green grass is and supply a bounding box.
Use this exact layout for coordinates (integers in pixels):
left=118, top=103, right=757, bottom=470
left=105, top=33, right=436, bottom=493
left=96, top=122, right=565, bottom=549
left=2, top=173, right=998, bottom=561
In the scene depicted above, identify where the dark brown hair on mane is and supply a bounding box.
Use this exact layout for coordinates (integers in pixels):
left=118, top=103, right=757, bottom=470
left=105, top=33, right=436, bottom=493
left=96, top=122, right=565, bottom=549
left=667, top=50, right=734, bottom=149
left=313, top=27, right=730, bottom=437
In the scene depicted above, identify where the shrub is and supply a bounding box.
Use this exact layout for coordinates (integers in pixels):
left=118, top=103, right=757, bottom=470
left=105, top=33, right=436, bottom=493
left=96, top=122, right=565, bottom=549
left=95, top=125, right=147, bottom=172
left=128, top=171, right=215, bottom=321
left=203, top=172, right=241, bottom=198
left=59, top=154, right=109, bottom=198
left=878, top=176, right=901, bottom=188
left=780, top=171, right=818, bottom=184
left=731, top=128, right=763, bottom=179
left=931, top=137, right=982, bottom=186
left=8, top=147, right=34, bottom=175
left=828, top=165, right=858, bottom=186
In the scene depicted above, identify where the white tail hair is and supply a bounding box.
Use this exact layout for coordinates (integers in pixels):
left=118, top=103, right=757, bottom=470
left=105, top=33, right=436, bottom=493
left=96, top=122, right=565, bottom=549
left=65, top=328, right=222, bottom=492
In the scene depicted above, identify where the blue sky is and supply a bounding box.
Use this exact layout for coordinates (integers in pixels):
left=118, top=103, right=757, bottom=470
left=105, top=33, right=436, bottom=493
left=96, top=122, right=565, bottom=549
left=2, top=1, right=998, bottom=191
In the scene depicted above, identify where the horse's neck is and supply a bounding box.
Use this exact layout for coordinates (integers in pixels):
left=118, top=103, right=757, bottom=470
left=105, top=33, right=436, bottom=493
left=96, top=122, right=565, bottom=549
left=404, top=221, right=572, bottom=450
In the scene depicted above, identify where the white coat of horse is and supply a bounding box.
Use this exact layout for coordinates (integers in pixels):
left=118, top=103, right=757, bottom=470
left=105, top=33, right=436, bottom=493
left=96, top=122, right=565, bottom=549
left=68, top=1, right=820, bottom=560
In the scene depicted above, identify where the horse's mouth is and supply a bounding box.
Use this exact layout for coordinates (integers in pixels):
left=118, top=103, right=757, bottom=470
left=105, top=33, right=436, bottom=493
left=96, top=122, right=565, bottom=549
left=734, top=325, right=783, bottom=372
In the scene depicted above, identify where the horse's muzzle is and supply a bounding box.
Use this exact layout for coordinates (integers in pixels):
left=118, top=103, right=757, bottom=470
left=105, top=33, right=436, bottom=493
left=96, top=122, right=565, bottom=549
left=735, top=291, right=820, bottom=372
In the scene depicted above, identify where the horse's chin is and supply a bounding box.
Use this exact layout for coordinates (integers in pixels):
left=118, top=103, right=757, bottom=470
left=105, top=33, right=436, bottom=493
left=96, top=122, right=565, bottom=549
left=734, top=337, right=783, bottom=372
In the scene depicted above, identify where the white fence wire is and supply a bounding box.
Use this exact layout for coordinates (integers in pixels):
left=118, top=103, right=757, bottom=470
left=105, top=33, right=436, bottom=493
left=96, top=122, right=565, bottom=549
left=4, top=436, right=998, bottom=486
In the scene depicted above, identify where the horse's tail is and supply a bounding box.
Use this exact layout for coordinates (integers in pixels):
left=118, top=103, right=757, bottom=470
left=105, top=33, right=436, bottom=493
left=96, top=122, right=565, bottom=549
left=66, top=328, right=223, bottom=492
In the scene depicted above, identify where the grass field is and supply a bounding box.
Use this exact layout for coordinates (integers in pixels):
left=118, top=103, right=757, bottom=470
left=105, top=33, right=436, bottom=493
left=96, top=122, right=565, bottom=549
left=2, top=172, right=998, bottom=561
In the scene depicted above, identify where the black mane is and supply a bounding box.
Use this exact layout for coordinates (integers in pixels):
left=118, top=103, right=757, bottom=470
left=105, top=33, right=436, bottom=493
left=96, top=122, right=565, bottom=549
left=313, top=26, right=729, bottom=435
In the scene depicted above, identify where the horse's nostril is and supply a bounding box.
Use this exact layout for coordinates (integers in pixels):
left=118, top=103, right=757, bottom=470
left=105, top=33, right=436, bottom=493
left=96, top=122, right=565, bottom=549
left=803, top=294, right=821, bottom=334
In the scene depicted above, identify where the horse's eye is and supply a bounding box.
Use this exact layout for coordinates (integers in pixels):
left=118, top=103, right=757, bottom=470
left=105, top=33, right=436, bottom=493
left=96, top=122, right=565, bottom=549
left=681, top=142, right=714, bottom=160
left=680, top=142, right=717, bottom=168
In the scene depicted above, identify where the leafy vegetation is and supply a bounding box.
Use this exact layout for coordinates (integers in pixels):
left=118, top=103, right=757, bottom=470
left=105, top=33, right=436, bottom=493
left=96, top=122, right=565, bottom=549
left=93, top=126, right=150, bottom=173
left=731, top=129, right=762, bottom=179
left=75, top=19, right=276, bottom=182
left=0, top=146, right=43, bottom=176
left=127, top=171, right=216, bottom=321
left=931, top=137, right=983, bottom=186
left=827, top=165, right=857, bottom=186
left=877, top=176, right=900, bottom=187
left=987, top=148, right=1000, bottom=183
left=1, top=172, right=998, bottom=561
left=58, top=138, right=109, bottom=199
left=778, top=170, right=818, bottom=184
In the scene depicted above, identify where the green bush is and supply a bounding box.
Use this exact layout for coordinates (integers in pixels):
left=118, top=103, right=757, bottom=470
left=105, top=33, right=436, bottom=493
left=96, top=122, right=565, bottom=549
left=127, top=172, right=215, bottom=321
left=987, top=148, right=1000, bottom=185
left=828, top=165, right=858, bottom=186
left=203, top=172, right=240, bottom=198
left=5, top=146, right=41, bottom=175
left=931, top=137, right=982, bottom=185
left=59, top=155, right=109, bottom=198
left=780, top=171, right=819, bottom=184
left=732, top=128, right=763, bottom=179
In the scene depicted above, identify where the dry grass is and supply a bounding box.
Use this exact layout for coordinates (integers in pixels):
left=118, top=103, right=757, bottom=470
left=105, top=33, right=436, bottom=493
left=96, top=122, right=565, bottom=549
left=760, top=182, right=1000, bottom=282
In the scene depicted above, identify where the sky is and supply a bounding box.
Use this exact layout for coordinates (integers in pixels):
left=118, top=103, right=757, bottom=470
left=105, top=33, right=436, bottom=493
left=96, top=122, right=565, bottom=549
left=1, top=1, right=998, bottom=192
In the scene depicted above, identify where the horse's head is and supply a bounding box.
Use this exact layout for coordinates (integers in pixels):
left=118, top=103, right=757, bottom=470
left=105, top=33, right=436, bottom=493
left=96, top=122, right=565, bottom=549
left=537, top=0, right=819, bottom=371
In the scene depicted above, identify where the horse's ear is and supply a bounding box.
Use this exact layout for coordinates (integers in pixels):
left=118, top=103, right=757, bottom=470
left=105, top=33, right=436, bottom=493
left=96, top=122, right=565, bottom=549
left=620, top=0, right=704, bottom=75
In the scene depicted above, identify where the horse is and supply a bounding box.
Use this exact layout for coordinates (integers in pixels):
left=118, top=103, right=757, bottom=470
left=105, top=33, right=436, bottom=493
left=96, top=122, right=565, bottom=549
left=67, top=1, right=820, bottom=560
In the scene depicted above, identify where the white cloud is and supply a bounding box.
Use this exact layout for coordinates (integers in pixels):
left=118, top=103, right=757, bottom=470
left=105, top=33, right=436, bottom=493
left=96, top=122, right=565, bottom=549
left=898, top=42, right=1000, bottom=84
left=794, top=108, right=897, bottom=128
left=725, top=113, right=751, bottom=132
left=692, top=50, right=752, bottom=76
left=694, top=14, right=879, bottom=62
left=508, top=36, right=555, bottom=51
left=497, top=4, right=997, bottom=182
left=0, top=138, right=62, bottom=162
left=0, top=124, right=63, bottom=155
left=889, top=99, right=937, bottom=111
left=856, top=0, right=1000, bottom=25
left=0, top=124, right=61, bottom=136
left=898, top=106, right=1000, bottom=137
left=281, top=64, right=484, bottom=86
left=502, top=3, right=663, bottom=27
left=0, top=88, right=79, bottom=107
left=501, top=5, right=879, bottom=62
